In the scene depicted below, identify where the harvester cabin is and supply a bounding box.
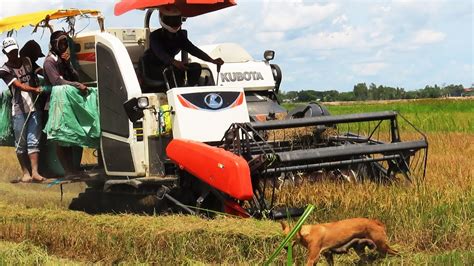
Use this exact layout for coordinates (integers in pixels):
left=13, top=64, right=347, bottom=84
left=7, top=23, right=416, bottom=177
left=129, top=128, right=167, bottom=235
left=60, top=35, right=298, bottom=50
left=73, top=28, right=270, bottom=93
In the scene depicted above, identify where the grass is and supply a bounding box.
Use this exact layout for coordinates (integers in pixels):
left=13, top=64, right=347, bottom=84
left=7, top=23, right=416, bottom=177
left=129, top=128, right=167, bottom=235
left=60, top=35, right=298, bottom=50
left=0, top=204, right=281, bottom=264
left=0, top=241, right=77, bottom=265
left=0, top=147, right=87, bottom=210
left=0, top=98, right=472, bottom=264
left=0, top=240, right=470, bottom=265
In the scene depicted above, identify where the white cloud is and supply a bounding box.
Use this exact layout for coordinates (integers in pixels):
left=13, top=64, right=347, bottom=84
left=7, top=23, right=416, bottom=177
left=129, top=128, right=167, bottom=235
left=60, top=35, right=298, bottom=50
left=261, top=2, right=339, bottom=31
left=351, top=62, right=388, bottom=76
left=293, top=25, right=360, bottom=50
left=256, top=31, right=285, bottom=43
left=332, top=15, right=348, bottom=25
left=393, top=0, right=446, bottom=17
left=288, top=56, right=309, bottom=63
left=376, top=5, right=392, bottom=13
left=413, top=29, right=446, bottom=45
left=0, top=0, right=65, bottom=19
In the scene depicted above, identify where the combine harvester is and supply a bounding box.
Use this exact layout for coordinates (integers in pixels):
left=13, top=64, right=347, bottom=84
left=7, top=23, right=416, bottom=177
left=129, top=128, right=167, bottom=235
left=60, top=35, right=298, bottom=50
left=0, top=1, right=428, bottom=219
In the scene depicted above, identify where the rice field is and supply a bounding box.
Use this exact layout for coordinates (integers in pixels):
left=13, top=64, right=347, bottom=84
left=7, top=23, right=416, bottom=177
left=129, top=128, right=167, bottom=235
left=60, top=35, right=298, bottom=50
left=0, top=98, right=472, bottom=264
left=285, top=97, right=474, bottom=133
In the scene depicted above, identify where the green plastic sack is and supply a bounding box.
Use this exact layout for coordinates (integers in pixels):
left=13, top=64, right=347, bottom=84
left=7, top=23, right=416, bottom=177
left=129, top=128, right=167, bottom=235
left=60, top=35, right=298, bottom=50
left=0, top=90, right=14, bottom=146
left=44, top=85, right=100, bottom=148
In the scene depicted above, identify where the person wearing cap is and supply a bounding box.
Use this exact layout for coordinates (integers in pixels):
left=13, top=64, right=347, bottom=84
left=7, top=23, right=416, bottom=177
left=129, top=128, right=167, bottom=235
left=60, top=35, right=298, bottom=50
left=143, top=5, right=224, bottom=88
left=0, top=37, right=46, bottom=183
left=20, top=40, right=49, bottom=112
left=20, top=40, right=45, bottom=77
left=43, top=30, right=88, bottom=176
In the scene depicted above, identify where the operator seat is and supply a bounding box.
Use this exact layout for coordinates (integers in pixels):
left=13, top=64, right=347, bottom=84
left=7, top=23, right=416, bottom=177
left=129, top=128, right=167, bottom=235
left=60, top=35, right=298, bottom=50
left=138, top=55, right=167, bottom=93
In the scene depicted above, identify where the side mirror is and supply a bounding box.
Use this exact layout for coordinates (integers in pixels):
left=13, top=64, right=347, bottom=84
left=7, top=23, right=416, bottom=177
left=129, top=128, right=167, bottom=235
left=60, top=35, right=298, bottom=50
left=123, top=97, right=149, bottom=122
left=264, top=50, right=275, bottom=61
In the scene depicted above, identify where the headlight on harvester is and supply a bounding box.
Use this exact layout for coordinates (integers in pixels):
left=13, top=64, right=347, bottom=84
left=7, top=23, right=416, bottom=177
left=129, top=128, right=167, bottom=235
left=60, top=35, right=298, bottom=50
left=124, top=96, right=149, bottom=123
left=137, top=96, right=149, bottom=109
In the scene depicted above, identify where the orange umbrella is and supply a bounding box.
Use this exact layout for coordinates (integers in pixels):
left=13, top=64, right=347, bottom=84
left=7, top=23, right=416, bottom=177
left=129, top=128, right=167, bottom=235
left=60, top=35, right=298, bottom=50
left=114, top=0, right=236, bottom=17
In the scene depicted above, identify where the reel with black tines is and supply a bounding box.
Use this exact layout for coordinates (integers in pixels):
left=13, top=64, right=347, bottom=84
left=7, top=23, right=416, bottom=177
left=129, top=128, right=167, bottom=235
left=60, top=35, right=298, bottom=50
left=221, top=111, right=428, bottom=217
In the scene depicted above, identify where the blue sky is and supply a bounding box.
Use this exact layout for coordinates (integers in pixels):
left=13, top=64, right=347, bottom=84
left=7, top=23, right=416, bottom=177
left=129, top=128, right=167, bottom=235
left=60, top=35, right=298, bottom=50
left=0, top=0, right=472, bottom=92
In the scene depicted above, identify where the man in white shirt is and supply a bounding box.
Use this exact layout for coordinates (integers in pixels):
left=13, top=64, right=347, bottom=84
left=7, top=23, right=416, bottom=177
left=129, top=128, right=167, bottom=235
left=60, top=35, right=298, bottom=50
left=0, top=37, right=46, bottom=182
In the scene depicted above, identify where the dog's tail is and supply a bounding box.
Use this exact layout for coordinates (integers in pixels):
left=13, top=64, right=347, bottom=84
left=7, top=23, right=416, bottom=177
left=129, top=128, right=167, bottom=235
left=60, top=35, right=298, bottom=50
left=378, top=242, right=399, bottom=256
left=371, top=219, right=398, bottom=255
left=386, top=245, right=399, bottom=255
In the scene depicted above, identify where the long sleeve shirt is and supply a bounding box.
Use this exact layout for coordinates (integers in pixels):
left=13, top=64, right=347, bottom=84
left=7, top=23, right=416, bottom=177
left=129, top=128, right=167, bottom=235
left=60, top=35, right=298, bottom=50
left=43, top=52, right=82, bottom=89
left=145, top=28, right=213, bottom=66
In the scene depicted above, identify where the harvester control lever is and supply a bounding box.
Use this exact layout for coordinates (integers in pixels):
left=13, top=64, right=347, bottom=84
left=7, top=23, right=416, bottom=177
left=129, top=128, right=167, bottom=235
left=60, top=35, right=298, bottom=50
left=216, top=64, right=222, bottom=86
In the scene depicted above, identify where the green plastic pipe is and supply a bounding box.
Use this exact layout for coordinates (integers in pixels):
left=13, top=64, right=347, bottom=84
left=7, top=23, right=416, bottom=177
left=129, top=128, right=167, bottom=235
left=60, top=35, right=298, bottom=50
left=265, top=204, right=315, bottom=265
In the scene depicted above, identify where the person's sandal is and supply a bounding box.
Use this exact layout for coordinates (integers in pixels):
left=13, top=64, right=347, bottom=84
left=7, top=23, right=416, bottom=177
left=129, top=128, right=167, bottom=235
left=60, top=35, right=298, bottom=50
left=32, top=177, right=47, bottom=183
left=10, top=178, right=33, bottom=183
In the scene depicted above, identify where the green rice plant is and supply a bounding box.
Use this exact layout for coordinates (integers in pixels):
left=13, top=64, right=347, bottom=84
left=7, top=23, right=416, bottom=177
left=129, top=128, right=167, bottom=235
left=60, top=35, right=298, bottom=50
left=381, top=250, right=474, bottom=265
left=283, top=98, right=474, bottom=133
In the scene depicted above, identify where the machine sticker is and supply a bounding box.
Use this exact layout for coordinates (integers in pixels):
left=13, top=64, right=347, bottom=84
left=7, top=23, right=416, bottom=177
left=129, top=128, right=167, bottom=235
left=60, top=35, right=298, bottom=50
left=84, top=42, right=95, bottom=50
left=177, top=92, right=244, bottom=111
left=204, top=93, right=224, bottom=109
left=76, top=52, right=96, bottom=62
left=220, top=71, right=264, bottom=82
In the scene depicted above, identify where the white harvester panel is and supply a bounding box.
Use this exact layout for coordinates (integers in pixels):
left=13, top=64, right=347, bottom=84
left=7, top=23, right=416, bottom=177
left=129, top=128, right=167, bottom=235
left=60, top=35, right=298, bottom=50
left=216, top=61, right=275, bottom=90
left=188, top=43, right=276, bottom=91
left=167, top=86, right=250, bottom=142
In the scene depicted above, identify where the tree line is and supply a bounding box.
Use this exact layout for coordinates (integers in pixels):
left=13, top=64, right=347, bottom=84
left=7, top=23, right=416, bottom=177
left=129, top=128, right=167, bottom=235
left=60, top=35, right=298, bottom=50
left=279, top=83, right=469, bottom=102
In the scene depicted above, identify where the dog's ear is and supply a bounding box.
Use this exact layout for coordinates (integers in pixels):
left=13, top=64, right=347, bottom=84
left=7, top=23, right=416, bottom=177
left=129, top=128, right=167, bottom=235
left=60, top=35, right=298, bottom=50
left=280, top=221, right=291, bottom=234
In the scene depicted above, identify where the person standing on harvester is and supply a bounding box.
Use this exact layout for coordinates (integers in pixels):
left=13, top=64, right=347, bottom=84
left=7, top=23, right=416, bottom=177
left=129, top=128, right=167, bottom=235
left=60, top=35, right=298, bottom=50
left=0, top=37, right=46, bottom=183
left=43, top=30, right=88, bottom=176
left=144, top=5, right=224, bottom=88
left=20, top=40, right=48, bottom=117
left=43, top=31, right=88, bottom=92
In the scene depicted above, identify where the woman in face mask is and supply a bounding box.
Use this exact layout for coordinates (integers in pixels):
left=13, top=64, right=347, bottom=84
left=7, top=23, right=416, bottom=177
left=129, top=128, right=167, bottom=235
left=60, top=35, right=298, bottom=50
left=142, top=5, right=224, bottom=89
left=43, top=31, right=88, bottom=177
left=43, top=31, right=87, bottom=92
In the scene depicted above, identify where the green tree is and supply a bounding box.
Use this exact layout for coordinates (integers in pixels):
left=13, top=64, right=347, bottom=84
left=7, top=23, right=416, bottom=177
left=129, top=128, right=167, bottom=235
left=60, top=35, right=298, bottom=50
left=421, top=85, right=442, bottom=98
left=443, top=84, right=464, bottom=97
left=353, top=83, right=368, bottom=100
left=322, top=90, right=339, bottom=102
left=368, top=83, right=378, bottom=100
left=339, top=91, right=355, bottom=101
left=297, top=90, right=317, bottom=102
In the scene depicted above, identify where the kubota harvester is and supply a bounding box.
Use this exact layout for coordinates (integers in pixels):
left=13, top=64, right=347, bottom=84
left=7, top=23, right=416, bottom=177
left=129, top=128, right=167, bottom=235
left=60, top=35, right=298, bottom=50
left=1, top=1, right=428, bottom=219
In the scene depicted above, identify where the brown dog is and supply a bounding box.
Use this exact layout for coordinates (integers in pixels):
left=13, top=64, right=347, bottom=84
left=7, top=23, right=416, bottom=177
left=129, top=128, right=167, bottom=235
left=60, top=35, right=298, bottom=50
left=281, top=218, right=398, bottom=265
